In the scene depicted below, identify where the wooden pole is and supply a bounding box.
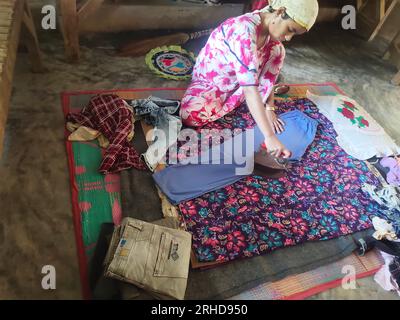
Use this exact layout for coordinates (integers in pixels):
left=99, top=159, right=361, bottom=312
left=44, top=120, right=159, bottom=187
left=368, top=0, right=399, bottom=41
left=59, top=0, right=80, bottom=62
left=77, top=0, right=104, bottom=22
left=21, top=0, right=46, bottom=72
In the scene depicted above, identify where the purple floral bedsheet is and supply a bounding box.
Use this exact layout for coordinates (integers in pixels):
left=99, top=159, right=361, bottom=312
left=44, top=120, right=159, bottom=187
left=178, top=98, right=380, bottom=262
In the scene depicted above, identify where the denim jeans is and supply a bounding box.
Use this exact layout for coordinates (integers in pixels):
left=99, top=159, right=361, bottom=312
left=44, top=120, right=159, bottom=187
left=128, top=96, right=182, bottom=171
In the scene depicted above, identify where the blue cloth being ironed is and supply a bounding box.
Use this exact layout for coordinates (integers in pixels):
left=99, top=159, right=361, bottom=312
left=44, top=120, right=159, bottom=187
left=275, top=110, right=319, bottom=161
left=153, top=110, right=318, bottom=204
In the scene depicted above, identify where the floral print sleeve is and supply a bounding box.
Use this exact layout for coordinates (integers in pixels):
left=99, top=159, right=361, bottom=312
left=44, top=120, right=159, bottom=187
left=222, top=17, right=260, bottom=87
left=180, top=11, right=286, bottom=127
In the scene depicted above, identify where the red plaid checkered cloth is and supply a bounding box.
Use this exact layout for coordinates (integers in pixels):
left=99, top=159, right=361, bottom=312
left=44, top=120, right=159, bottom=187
left=67, top=94, right=147, bottom=174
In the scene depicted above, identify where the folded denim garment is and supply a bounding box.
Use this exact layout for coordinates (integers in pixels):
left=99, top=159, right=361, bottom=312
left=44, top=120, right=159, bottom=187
left=127, top=96, right=182, bottom=172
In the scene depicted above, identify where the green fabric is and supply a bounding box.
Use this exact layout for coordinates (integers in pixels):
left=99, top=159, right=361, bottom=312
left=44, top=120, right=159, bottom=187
left=72, top=141, right=119, bottom=259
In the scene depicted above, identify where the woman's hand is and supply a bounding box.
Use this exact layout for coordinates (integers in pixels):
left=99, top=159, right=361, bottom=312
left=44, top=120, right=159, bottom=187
left=266, top=109, right=285, bottom=134
left=264, top=135, right=292, bottom=159
left=242, top=86, right=289, bottom=157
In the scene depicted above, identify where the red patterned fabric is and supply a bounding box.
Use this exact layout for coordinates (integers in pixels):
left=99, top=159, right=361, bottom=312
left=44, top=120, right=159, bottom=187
left=67, top=94, right=146, bottom=174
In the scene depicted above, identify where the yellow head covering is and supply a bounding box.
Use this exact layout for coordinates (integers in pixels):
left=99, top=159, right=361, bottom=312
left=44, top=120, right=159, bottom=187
left=267, top=0, right=319, bottom=31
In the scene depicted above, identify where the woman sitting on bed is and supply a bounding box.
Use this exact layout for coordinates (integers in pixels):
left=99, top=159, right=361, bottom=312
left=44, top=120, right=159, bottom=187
left=180, top=0, right=319, bottom=159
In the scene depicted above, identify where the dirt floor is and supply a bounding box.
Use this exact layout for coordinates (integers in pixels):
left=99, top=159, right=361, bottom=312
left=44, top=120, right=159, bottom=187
left=0, top=2, right=399, bottom=300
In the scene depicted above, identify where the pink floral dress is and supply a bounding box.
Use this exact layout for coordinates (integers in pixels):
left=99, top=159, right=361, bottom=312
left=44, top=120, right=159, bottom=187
left=180, top=10, right=286, bottom=127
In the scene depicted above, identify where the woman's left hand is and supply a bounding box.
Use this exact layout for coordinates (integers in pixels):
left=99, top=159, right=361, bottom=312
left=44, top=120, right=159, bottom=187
left=266, top=110, right=285, bottom=134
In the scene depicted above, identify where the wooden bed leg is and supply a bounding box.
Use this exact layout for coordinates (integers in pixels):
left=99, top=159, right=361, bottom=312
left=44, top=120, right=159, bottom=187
left=59, top=0, right=80, bottom=62
left=21, top=0, right=46, bottom=72
left=392, top=70, right=400, bottom=85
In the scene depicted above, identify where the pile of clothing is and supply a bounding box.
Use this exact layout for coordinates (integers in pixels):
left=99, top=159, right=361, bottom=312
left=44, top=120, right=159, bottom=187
left=66, top=94, right=182, bottom=174
left=66, top=94, right=146, bottom=174
left=307, top=91, right=400, bottom=296
left=357, top=217, right=400, bottom=296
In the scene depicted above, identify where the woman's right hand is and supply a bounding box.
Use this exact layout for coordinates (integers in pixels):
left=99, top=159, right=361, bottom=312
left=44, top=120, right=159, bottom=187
left=264, top=135, right=292, bottom=159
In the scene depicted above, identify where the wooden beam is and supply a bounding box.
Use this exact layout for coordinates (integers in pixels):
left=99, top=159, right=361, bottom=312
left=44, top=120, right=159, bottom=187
left=369, top=0, right=399, bottom=41
left=78, top=3, right=244, bottom=33
left=357, top=0, right=363, bottom=11
left=59, top=0, right=80, bottom=62
left=357, top=0, right=366, bottom=11
left=378, top=0, right=386, bottom=20
left=21, top=0, right=46, bottom=72
left=0, top=0, right=25, bottom=156
left=357, top=0, right=369, bottom=12
left=77, top=0, right=104, bottom=21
